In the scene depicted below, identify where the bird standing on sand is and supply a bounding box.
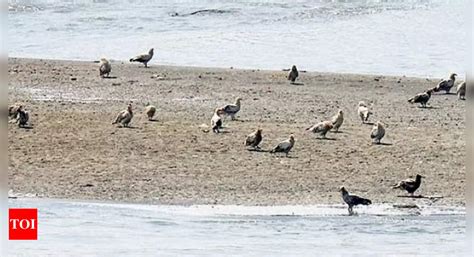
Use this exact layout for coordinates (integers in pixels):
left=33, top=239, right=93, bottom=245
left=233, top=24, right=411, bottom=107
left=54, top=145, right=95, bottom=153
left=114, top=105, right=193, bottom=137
left=434, top=73, right=457, bottom=94
left=357, top=101, right=372, bottom=124
left=288, top=65, right=299, bottom=83
left=221, top=97, right=242, bottom=120
left=370, top=121, right=385, bottom=144
left=270, top=134, right=295, bottom=157
left=339, top=186, right=372, bottom=215
left=245, top=129, right=263, bottom=149
left=145, top=104, right=156, bottom=121
left=16, top=105, right=29, bottom=128
left=457, top=81, right=466, bottom=100
left=393, top=174, right=424, bottom=196
left=8, top=104, right=20, bottom=119
left=331, top=110, right=344, bottom=132
left=99, top=58, right=111, bottom=78
left=130, top=48, right=154, bottom=68
left=112, top=103, right=133, bottom=127
left=306, top=121, right=333, bottom=139
left=408, top=89, right=433, bottom=108
left=211, top=108, right=224, bottom=133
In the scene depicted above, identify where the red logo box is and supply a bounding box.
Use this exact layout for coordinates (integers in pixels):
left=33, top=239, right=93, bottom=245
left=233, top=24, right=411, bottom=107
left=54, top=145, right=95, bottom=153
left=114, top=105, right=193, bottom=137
left=9, top=208, right=38, bottom=240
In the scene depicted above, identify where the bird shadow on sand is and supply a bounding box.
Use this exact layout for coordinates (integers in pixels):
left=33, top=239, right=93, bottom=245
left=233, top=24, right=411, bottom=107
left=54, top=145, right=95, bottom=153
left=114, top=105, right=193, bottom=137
left=363, top=122, right=375, bottom=126
left=316, top=137, right=337, bottom=141
left=102, top=76, right=118, bottom=79
left=19, top=126, right=34, bottom=130
left=148, top=119, right=160, bottom=122
left=373, top=142, right=393, bottom=146
left=247, top=148, right=268, bottom=153
left=216, top=131, right=231, bottom=134
left=117, top=126, right=140, bottom=129
left=290, top=82, right=304, bottom=86
left=418, top=106, right=438, bottom=109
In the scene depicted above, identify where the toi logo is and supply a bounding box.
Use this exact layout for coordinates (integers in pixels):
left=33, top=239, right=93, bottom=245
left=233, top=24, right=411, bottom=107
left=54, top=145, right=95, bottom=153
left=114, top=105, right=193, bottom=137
left=9, top=208, right=38, bottom=240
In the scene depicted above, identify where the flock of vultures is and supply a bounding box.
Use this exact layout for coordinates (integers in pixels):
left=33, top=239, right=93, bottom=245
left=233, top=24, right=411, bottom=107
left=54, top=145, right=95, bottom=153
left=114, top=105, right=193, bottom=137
left=8, top=49, right=467, bottom=215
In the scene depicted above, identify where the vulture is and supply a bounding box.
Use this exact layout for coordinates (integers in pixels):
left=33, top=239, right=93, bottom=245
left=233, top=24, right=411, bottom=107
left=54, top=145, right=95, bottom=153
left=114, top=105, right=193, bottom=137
left=331, top=110, right=344, bottom=132
left=112, top=103, right=133, bottom=127
left=245, top=129, right=263, bottom=149
left=357, top=101, right=372, bottom=124
left=8, top=104, right=20, bottom=119
left=99, top=58, right=111, bottom=78
left=211, top=108, right=224, bottom=133
left=370, top=121, right=385, bottom=144
left=130, top=48, right=154, bottom=68
left=16, top=106, right=29, bottom=128
left=270, top=134, right=295, bottom=157
left=340, top=186, right=372, bottom=215
left=457, top=81, right=466, bottom=100
left=306, top=120, right=333, bottom=138
left=221, top=97, right=242, bottom=120
left=434, top=73, right=457, bottom=93
left=288, top=65, right=299, bottom=83
left=145, top=104, right=156, bottom=121
left=393, top=174, right=424, bottom=196
left=408, top=89, right=433, bottom=107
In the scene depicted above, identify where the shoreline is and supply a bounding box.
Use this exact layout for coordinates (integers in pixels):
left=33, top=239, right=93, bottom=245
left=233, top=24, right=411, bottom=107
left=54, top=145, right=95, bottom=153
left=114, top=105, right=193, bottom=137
left=8, top=58, right=466, bottom=206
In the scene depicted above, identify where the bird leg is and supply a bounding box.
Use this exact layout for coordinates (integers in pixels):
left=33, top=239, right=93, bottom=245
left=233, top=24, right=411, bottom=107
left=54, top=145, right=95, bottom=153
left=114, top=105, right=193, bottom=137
left=348, top=207, right=353, bottom=216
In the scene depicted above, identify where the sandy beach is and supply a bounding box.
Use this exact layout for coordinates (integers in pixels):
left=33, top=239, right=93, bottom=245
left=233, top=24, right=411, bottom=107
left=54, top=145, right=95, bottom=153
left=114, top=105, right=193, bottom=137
left=7, top=58, right=466, bottom=206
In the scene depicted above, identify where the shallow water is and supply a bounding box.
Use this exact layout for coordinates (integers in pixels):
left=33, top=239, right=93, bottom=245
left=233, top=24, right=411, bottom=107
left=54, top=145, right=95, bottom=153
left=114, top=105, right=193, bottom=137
left=8, top=198, right=468, bottom=256
left=8, top=0, right=467, bottom=77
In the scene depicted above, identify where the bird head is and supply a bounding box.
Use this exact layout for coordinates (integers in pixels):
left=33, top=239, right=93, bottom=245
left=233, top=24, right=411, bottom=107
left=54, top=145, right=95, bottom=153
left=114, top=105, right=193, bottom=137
left=450, top=73, right=457, bottom=79
left=149, top=48, right=154, bottom=54
left=289, top=134, right=295, bottom=141
left=256, top=128, right=262, bottom=134
left=338, top=110, right=343, bottom=115
left=339, top=186, right=346, bottom=192
left=235, top=97, right=242, bottom=104
left=416, top=174, right=425, bottom=179
left=215, top=108, right=224, bottom=115
left=291, top=65, right=297, bottom=71
left=358, top=101, right=366, bottom=107
left=100, top=57, right=108, bottom=63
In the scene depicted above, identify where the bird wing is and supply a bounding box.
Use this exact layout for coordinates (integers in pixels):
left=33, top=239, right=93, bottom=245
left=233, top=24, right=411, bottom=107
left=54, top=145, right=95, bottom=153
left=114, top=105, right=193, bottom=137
left=132, top=53, right=150, bottom=62
left=274, top=140, right=290, bottom=151
left=246, top=133, right=256, bottom=145
left=370, top=127, right=378, bottom=138
left=223, top=104, right=239, bottom=114
left=437, top=79, right=448, bottom=90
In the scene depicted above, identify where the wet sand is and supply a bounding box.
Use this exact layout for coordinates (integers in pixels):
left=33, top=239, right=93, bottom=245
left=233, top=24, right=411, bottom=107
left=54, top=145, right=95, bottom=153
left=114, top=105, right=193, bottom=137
left=8, top=58, right=466, bottom=206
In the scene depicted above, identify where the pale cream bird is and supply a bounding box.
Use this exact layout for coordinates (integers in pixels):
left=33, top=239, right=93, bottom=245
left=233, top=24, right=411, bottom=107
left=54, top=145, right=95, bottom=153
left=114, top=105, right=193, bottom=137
left=306, top=120, right=334, bottom=139
left=370, top=121, right=385, bottom=144
left=357, top=101, right=372, bottom=124
left=112, top=103, right=133, bottom=127
left=270, top=134, right=295, bottom=157
left=145, top=104, right=156, bottom=121
left=221, top=97, right=242, bottom=120
left=457, top=81, right=466, bottom=100
left=331, top=110, right=344, bottom=132
left=99, top=57, right=111, bottom=78
left=130, top=48, right=154, bottom=68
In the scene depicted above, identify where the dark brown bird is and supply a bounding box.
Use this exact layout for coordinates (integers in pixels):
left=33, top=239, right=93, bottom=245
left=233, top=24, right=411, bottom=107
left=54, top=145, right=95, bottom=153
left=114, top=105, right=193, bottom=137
left=339, top=186, right=372, bottom=215
left=245, top=129, right=263, bottom=149
left=408, top=89, right=433, bottom=108
left=16, top=105, right=29, bottom=128
left=130, top=48, right=154, bottom=68
left=434, top=73, right=457, bottom=93
left=112, top=103, right=133, bottom=127
left=393, top=174, right=424, bottom=196
left=287, top=65, right=299, bottom=83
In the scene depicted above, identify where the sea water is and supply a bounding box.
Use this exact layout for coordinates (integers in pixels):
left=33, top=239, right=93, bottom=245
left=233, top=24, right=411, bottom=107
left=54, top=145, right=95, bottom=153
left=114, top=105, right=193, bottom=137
left=7, top=198, right=468, bottom=256
left=8, top=0, right=468, bottom=77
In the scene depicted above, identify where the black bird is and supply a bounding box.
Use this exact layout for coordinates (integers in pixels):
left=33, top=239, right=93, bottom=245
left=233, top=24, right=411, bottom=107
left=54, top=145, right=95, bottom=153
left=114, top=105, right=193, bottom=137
left=339, top=186, right=372, bottom=215
left=16, top=105, right=29, bottom=128
left=393, top=174, right=424, bottom=196
left=287, top=65, right=299, bottom=83
left=434, top=73, right=457, bottom=94
left=408, top=89, right=433, bottom=107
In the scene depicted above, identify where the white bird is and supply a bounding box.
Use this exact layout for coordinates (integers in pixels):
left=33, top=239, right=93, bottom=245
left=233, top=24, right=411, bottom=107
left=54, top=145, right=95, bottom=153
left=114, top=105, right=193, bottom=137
left=130, top=48, right=154, bottom=68
left=99, top=57, right=111, bottom=78
left=370, top=121, right=385, bottom=144
left=211, top=108, right=224, bottom=133
left=357, top=101, right=372, bottom=124
left=288, top=65, right=299, bottom=83
left=8, top=104, right=20, bottom=119
left=221, top=97, right=242, bottom=120
left=457, top=81, right=466, bottom=100
left=145, top=104, right=156, bottom=121
left=434, top=73, right=457, bottom=94
left=331, top=110, right=344, bottom=132
left=306, top=121, right=334, bottom=138
left=112, top=103, right=133, bottom=127
left=270, top=134, right=295, bottom=157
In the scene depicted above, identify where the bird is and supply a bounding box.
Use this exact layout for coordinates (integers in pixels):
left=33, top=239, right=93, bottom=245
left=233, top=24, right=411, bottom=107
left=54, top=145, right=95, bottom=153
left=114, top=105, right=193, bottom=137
left=99, top=57, right=111, bottom=78
left=408, top=89, right=433, bottom=107
left=288, top=65, right=299, bottom=83
left=357, top=101, right=372, bottom=124
left=270, top=134, right=295, bottom=157
left=16, top=105, right=29, bottom=128
left=8, top=104, right=20, bottom=119
left=339, top=186, right=372, bottom=215
left=434, top=73, right=457, bottom=94
left=129, top=48, right=154, bottom=68
left=112, top=103, right=133, bottom=127
left=144, top=104, right=156, bottom=121
left=306, top=121, right=333, bottom=139
left=211, top=108, right=224, bottom=133
left=393, top=174, right=424, bottom=196
left=370, top=121, right=385, bottom=144
left=245, top=129, right=263, bottom=149
left=457, top=81, right=466, bottom=100
left=221, top=97, right=242, bottom=120
left=331, top=110, right=344, bottom=132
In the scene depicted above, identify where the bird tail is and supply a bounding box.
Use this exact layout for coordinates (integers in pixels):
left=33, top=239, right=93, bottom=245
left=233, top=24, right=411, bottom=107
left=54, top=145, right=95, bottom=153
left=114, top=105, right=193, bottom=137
left=432, top=86, right=440, bottom=92
left=129, top=58, right=135, bottom=62
left=361, top=198, right=372, bottom=205
left=408, top=97, right=414, bottom=103
left=392, top=183, right=401, bottom=189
